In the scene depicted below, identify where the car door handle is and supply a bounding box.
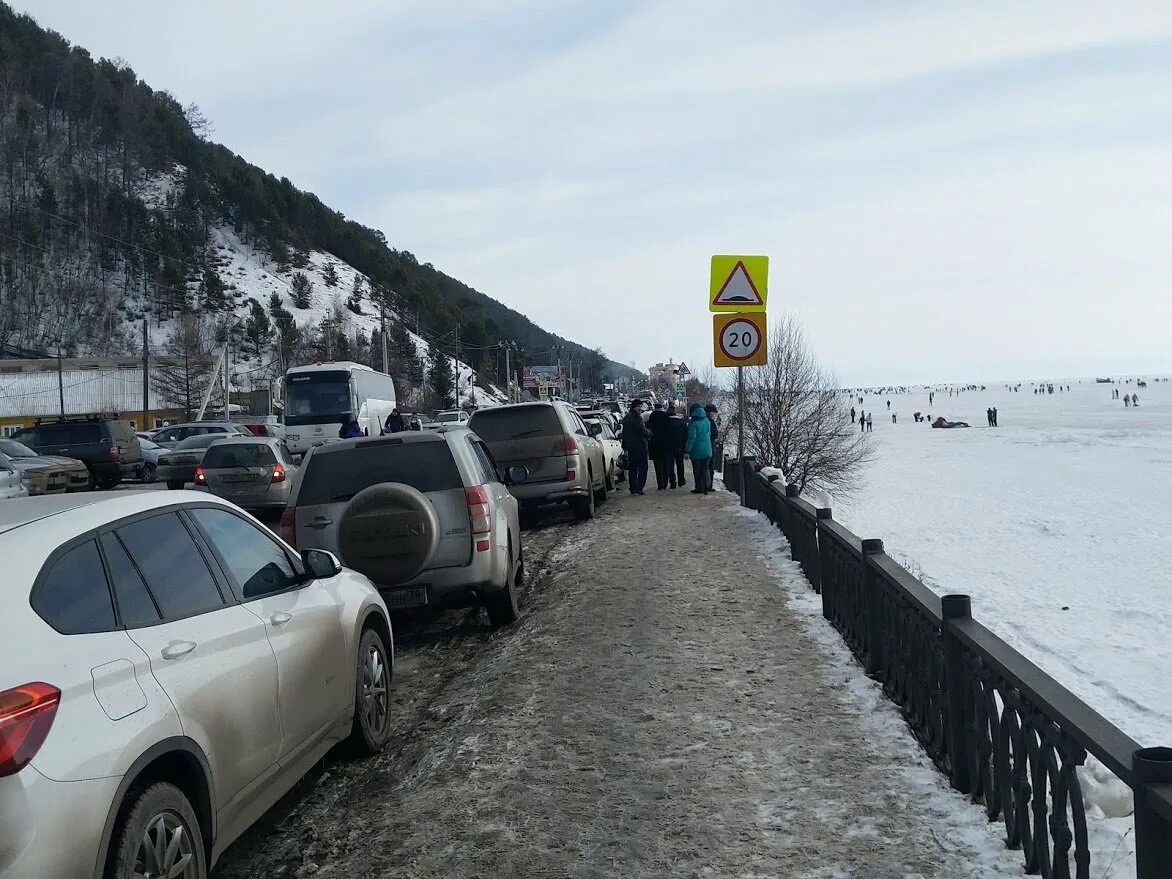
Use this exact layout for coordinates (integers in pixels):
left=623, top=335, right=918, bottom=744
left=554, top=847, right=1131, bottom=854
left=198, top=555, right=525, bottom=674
left=269, top=612, right=293, bottom=626
left=307, top=517, right=333, bottom=529
left=160, top=641, right=197, bottom=660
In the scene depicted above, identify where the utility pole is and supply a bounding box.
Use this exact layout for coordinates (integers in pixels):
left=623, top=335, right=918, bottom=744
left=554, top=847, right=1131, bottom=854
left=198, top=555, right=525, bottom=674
left=380, top=308, right=389, bottom=374
left=503, top=342, right=511, bottom=403
left=141, top=317, right=149, bottom=431
left=56, top=346, right=65, bottom=419
left=453, top=326, right=460, bottom=409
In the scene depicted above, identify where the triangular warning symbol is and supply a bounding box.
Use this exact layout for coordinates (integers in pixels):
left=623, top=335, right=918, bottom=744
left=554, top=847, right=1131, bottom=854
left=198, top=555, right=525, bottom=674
left=712, top=261, right=763, bottom=307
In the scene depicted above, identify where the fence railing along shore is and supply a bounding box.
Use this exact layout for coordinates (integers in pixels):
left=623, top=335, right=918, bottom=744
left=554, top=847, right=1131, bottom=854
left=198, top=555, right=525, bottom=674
left=723, top=458, right=1172, bottom=879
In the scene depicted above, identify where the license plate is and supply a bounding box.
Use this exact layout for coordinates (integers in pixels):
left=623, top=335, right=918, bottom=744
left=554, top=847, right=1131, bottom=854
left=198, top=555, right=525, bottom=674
left=384, top=585, right=428, bottom=609
left=222, top=473, right=255, bottom=484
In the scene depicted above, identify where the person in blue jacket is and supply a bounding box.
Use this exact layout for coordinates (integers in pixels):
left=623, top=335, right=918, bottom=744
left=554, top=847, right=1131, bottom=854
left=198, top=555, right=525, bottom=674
left=684, top=402, right=713, bottom=494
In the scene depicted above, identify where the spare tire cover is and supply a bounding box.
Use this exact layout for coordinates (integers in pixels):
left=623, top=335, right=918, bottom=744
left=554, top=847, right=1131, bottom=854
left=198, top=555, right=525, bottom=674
left=337, top=482, right=440, bottom=586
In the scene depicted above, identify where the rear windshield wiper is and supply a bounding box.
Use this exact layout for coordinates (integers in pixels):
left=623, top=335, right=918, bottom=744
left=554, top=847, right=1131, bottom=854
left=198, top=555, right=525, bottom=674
left=509, top=428, right=545, bottom=439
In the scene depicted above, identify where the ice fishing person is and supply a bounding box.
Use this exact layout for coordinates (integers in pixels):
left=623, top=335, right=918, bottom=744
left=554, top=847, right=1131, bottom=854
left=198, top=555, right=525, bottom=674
left=621, top=400, right=652, bottom=495
left=992, top=407, right=998, bottom=426
left=684, top=402, right=713, bottom=494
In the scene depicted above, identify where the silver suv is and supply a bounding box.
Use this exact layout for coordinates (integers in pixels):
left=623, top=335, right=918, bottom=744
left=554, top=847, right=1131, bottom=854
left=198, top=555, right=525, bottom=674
left=0, top=492, right=393, bottom=879
left=283, top=426, right=526, bottom=626
left=469, top=401, right=608, bottom=521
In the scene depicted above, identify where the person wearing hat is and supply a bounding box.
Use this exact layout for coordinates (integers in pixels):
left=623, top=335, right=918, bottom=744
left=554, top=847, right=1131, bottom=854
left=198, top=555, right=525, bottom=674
left=621, top=400, right=652, bottom=495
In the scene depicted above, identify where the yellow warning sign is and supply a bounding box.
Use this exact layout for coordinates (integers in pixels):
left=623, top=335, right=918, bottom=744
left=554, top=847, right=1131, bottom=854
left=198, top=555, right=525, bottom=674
left=713, top=312, right=768, bottom=367
left=710, top=255, right=768, bottom=312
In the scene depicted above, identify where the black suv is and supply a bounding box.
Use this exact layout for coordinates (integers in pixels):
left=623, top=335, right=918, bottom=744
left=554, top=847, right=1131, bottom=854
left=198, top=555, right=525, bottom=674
left=12, top=417, right=142, bottom=489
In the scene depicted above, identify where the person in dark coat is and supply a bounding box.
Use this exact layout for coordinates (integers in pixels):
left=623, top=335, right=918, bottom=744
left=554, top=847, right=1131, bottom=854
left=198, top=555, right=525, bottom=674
left=850, top=406, right=856, bottom=423
left=384, top=409, right=406, bottom=434
left=646, top=403, right=673, bottom=490
left=339, top=417, right=363, bottom=439
left=621, top=401, right=651, bottom=495
left=668, top=406, right=688, bottom=488
left=705, top=403, right=721, bottom=487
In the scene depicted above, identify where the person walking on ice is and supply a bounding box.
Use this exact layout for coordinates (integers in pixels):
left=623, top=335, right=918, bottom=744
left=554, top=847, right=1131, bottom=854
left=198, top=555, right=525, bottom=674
left=1125, top=394, right=1131, bottom=407
left=866, top=413, right=873, bottom=432
left=859, top=411, right=866, bottom=433
left=684, top=403, right=714, bottom=494
left=850, top=406, right=856, bottom=423
left=891, top=412, right=897, bottom=424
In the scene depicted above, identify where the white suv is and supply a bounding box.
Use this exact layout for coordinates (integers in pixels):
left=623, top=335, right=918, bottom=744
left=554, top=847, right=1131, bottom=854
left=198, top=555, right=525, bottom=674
left=0, top=492, right=393, bottom=879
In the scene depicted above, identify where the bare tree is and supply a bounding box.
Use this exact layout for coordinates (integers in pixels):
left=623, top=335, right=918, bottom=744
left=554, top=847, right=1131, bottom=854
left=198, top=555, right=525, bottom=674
left=153, top=314, right=215, bottom=422
left=738, top=314, right=873, bottom=495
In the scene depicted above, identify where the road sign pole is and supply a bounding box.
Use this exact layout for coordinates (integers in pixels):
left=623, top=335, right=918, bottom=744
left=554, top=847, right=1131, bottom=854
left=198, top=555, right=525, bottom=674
left=737, top=365, right=745, bottom=506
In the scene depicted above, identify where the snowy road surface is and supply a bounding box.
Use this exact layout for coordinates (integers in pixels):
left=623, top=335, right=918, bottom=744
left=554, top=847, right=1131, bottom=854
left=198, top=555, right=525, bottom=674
left=214, top=489, right=1022, bottom=878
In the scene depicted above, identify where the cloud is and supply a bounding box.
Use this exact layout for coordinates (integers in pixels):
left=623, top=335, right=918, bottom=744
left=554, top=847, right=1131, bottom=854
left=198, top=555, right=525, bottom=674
left=16, top=0, right=1172, bottom=383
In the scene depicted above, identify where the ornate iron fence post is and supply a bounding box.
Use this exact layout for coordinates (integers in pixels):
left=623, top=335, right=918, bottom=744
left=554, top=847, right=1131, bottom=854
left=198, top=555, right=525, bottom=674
left=1133, top=746, right=1172, bottom=878
left=816, top=507, right=833, bottom=620
left=940, top=594, right=974, bottom=795
left=861, top=538, right=885, bottom=678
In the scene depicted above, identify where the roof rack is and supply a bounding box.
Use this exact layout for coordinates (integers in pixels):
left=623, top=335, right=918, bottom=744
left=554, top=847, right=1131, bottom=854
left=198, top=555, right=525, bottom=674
left=34, top=413, right=121, bottom=425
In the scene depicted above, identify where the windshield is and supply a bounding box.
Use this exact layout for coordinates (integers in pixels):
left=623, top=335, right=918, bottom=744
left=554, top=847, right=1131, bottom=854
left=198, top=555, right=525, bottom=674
left=285, top=371, right=353, bottom=426
left=0, top=438, right=37, bottom=457
left=435, top=411, right=462, bottom=423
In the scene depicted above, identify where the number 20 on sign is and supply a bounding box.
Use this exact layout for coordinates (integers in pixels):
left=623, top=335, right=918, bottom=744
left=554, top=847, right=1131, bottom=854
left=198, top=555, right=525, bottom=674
left=713, top=312, right=768, bottom=368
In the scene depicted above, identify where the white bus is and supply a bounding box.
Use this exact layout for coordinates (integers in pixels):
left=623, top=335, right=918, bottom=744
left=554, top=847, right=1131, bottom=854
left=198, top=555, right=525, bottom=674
left=283, top=361, right=397, bottom=454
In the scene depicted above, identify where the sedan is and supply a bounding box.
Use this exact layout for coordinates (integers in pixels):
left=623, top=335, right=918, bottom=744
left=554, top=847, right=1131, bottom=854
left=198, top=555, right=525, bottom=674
left=135, top=437, right=167, bottom=483
left=156, top=434, right=226, bottom=489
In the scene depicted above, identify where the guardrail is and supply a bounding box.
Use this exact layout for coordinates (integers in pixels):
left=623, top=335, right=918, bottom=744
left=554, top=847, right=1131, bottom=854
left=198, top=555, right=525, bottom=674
left=729, top=461, right=1172, bottom=879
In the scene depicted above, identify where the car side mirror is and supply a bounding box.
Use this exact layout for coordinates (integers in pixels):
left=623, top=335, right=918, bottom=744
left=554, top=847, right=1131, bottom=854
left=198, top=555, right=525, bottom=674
left=504, top=464, right=529, bottom=485
left=302, top=548, right=343, bottom=579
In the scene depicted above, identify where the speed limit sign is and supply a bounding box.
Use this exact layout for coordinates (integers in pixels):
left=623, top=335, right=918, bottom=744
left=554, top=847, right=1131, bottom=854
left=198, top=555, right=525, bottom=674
left=713, top=312, right=767, bottom=367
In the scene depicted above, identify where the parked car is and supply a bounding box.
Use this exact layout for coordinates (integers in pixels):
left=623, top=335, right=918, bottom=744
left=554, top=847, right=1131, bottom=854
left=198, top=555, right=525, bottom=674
left=595, top=399, right=628, bottom=421
left=196, top=436, right=298, bottom=513
left=157, top=434, right=227, bottom=490
left=10, top=416, right=141, bottom=489
left=151, top=421, right=252, bottom=450
left=135, top=437, right=167, bottom=483
left=433, top=409, right=470, bottom=425
left=0, top=455, right=28, bottom=499
left=0, top=491, right=393, bottom=879
left=284, top=427, right=526, bottom=625
left=581, top=414, right=623, bottom=489
left=0, top=443, right=70, bottom=496
left=468, top=401, right=608, bottom=521
left=0, top=437, right=90, bottom=492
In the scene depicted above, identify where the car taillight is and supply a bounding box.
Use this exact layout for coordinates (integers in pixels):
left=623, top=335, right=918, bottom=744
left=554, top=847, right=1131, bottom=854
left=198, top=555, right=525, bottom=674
left=271, top=464, right=286, bottom=483
left=108, top=446, right=119, bottom=461
left=194, top=467, right=207, bottom=486
left=551, top=434, right=579, bottom=455
left=0, top=683, right=60, bottom=778
left=280, top=507, right=296, bottom=547
left=566, top=469, right=576, bottom=482
left=466, top=486, right=491, bottom=545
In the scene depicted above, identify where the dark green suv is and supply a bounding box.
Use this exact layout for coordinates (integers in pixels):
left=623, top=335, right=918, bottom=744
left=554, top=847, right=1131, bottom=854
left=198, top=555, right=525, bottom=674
left=11, top=417, right=142, bottom=489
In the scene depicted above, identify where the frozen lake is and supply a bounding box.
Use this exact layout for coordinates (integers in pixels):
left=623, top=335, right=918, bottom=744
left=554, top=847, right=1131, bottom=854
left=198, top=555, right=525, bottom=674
left=834, top=376, right=1171, bottom=749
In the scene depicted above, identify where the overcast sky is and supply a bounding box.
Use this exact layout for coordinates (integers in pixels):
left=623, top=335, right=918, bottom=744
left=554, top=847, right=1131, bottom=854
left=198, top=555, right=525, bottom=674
left=19, top=1, right=1172, bottom=385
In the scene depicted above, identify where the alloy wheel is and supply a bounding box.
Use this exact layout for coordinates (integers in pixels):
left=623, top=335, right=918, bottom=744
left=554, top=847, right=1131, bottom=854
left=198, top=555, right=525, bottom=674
left=132, top=811, right=198, bottom=879
left=361, top=642, right=389, bottom=739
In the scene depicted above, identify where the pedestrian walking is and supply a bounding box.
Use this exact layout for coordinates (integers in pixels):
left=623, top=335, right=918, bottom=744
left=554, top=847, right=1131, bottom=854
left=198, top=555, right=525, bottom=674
left=986, top=407, right=992, bottom=427
left=669, top=406, right=688, bottom=488
left=866, top=413, right=873, bottom=432
left=647, top=403, right=673, bottom=490
left=886, top=400, right=891, bottom=410
left=622, top=401, right=652, bottom=494
left=1124, top=394, right=1131, bottom=407
left=1132, top=393, right=1139, bottom=407
left=684, top=403, right=714, bottom=494
left=860, top=411, right=866, bottom=433
left=705, top=403, right=721, bottom=488
left=850, top=406, right=856, bottom=423
left=992, top=407, right=998, bottom=426
left=892, top=412, right=897, bottom=424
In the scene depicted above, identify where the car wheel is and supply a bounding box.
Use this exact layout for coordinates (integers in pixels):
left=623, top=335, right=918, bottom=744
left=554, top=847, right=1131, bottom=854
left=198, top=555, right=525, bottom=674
left=485, top=536, right=521, bottom=627
left=605, top=463, right=615, bottom=492
left=97, top=476, right=120, bottom=490
left=166, top=480, right=184, bottom=490
left=347, top=626, right=392, bottom=756
left=573, top=470, right=596, bottom=521
left=107, top=781, right=206, bottom=879
left=143, top=463, right=156, bottom=484
left=83, top=468, right=96, bottom=491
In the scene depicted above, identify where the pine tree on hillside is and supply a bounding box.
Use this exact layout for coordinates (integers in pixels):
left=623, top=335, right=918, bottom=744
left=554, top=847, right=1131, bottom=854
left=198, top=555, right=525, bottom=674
left=244, top=300, right=271, bottom=358
left=323, top=262, right=339, bottom=287
left=410, top=354, right=426, bottom=389
left=272, top=308, right=299, bottom=371
left=290, top=250, right=309, bottom=269
left=388, top=319, right=415, bottom=387
left=291, top=272, right=313, bottom=309
left=154, top=314, right=215, bottom=423
left=268, top=292, right=283, bottom=315
left=271, top=240, right=291, bottom=274
left=429, top=350, right=454, bottom=409
left=201, top=267, right=229, bottom=311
